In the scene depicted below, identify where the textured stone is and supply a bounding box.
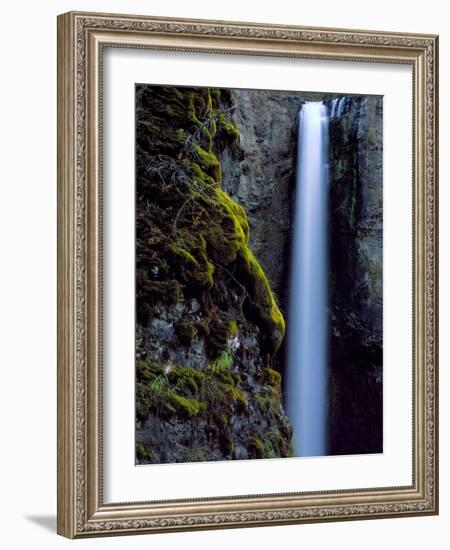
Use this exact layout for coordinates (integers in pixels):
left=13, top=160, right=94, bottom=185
left=220, top=90, right=383, bottom=455
left=135, top=85, right=293, bottom=464
left=327, top=95, right=383, bottom=454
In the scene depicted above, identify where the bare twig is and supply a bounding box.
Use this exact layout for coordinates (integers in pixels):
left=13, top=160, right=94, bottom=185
left=171, top=194, right=200, bottom=235
left=210, top=259, right=250, bottom=303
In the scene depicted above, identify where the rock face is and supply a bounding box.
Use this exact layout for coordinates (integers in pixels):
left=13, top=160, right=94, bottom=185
left=327, top=95, right=383, bottom=454
left=219, top=89, right=334, bottom=308
left=220, top=91, right=383, bottom=455
left=135, top=85, right=293, bottom=464
left=219, top=89, right=300, bottom=305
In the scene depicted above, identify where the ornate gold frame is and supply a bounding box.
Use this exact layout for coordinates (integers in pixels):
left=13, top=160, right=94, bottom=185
left=57, top=11, right=439, bottom=538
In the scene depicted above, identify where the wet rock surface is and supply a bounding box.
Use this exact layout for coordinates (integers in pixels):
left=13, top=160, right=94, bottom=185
left=221, top=90, right=383, bottom=455
left=327, top=95, right=383, bottom=454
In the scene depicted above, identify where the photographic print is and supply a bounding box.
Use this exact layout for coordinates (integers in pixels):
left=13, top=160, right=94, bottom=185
left=57, top=13, right=438, bottom=537
left=135, top=84, right=383, bottom=465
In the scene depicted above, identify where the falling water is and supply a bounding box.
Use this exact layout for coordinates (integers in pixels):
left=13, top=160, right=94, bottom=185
left=330, top=96, right=347, bottom=119
left=330, top=98, right=338, bottom=118
left=285, top=102, right=330, bottom=457
left=336, top=96, right=347, bottom=117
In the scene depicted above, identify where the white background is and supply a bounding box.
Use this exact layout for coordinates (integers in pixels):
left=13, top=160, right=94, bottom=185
left=0, top=0, right=447, bottom=548
left=104, top=50, right=412, bottom=502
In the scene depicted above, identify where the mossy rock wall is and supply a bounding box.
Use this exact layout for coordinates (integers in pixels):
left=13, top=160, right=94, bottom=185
left=135, top=85, right=292, bottom=464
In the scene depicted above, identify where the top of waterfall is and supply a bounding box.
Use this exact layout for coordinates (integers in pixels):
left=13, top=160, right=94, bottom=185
left=297, top=101, right=327, bottom=118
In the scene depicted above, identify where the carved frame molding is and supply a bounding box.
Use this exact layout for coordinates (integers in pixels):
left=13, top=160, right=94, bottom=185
left=57, top=11, right=438, bottom=538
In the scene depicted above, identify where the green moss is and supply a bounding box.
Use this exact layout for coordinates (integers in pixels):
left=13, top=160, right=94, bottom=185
left=255, top=377, right=283, bottom=413
left=207, top=317, right=235, bottom=358
left=175, top=128, right=186, bottom=144
left=206, top=412, right=234, bottom=456
left=203, top=354, right=248, bottom=431
left=136, top=443, right=151, bottom=461
left=186, top=91, right=203, bottom=125
left=137, top=275, right=182, bottom=309
left=229, top=319, right=238, bottom=336
left=136, top=361, right=169, bottom=420
left=168, top=157, right=283, bottom=354
left=136, top=82, right=287, bottom=441
left=264, top=382, right=280, bottom=398
left=248, top=435, right=264, bottom=459
left=186, top=447, right=207, bottom=462
left=214, top=187, right=250, bottom=244
left=224, top=384, right=248, bottom=409
left=216, top=413, right=228, bottom=429
left=137, top=360, right=158, bottom=382
left=264, top=368, right=282, bottom=393
left=192, top=143, right=221, bottom=182
left=166, top=389, right=207, bottom=417
left=263, top=428, right=295, bottom=458
left=201, top=188, right=250, bottom=268
left=248, top=430, right=293, bottom=459
left=167, top=242, right=215, bottom=291
left=255, top=394, right=268, bottom=412
left=168, top=242, right=197, bottom=264
left=167, top=365, right=205, bottom=393
left=136, top=382, right=152, bottom=421
left=210, top=88, right=221, bottom=100
left=136, top=359, right=209, bottom=420
left=232, top=372, right=242, bottom=385
left=148, top=374, right=167, bottom=394
left=218, top=112, right=240, bottom=142
left=236, top=246, right=285, bottom=353
left=212, top=349, right=233, bottom=371
left=137, top=359, right=165, bottom=376
left=136, top=315, right=290, bottom=460
left=262, top=440, right=277, bottom=459
left=175, top=321, right=196, bottom=346
left=191, top=162, right=216, bottom=186
left=211, top=367, right=233, bottom=386
left=255, top=394, right=279, bottom=413
left=210, top=320, right=238, bottom=367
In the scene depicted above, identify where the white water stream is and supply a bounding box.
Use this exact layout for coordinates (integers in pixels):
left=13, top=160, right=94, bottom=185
left=285, top=102, right=330, bottom=457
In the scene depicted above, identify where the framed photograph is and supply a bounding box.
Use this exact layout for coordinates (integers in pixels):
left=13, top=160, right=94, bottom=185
left=57, top=11, right=439, bottom=538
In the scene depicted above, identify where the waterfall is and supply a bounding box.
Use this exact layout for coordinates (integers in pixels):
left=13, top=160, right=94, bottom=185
left=330, top=96, right=346, bottom=119
left=285, top=102, right=330, bottom=457
left=330, top=98, right=338, bottom=118
left=336, top=96, right=347, bottom=117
